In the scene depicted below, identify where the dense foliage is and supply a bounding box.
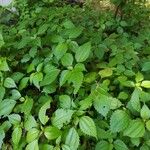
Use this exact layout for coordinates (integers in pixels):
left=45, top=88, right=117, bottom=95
left=0, top=0, right=150, bottom=149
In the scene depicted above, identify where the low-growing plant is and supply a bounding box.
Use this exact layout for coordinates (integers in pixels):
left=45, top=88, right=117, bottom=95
left=0, top=0, right=150, bottom=150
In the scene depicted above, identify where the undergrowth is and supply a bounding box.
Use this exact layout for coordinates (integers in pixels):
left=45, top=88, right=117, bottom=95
left=0, top=0, right=150, bottom=149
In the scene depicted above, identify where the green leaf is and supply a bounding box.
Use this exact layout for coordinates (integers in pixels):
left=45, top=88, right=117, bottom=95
left=135, top=72, right=144, bottom=83
left=59, top=70, right=71, bottom=87
left=38, top=100, right=51, bottom=125
left=0, top=86, right=5, bottom=102
left=130, top=88, right=141, bottom=112
left=24, top=115, right=38, bottom=131
left=109, top=97, right=122, bottom=110
left=74, top=63, right=86, bottom=72
left=19, top=77, right=29, bottom=90
left=10, top=89, right=21, bottom=101
left=141, top=81, right=150, bottom=88
left=130, top=138, right=140, bottom=147
left=140, top=144, right=149, bottom=150
left=29, top=47, right=37, bottom=58
left=26, top=128, right=40, bottom=143
left=99, top=68, right=113, bottom=78
left=25, top=139, right=39, bottom=150
left=44, top=126, right=61, bottom=140
left=59, top=95, right=71, bottom=109
left=12, top=127, right=22, bottom=145
left=62, top=145, right=71, bottom=150
left=63, top=20, right=75, bottom=29
left=36, top=63, right=43, bottom=72
left=118, top=92, right=128, bottom=100
left=140, top=104, right=150, bottom=120
left=0, top=121, right=11, bottom=132
left=69, top=70, right=83, bottom=94
left=84, top=72, right=97, bottom=83
left=95, top=141, right=113, bottom=150
left=146, top=120, right=150, bottom=131
left=32, top=72, right=43, bottom=90
left=93, top=94, right=110, bottom=117
left=54, top=42, right=68, bottom=60
left=0, top=99, right=16, bottom=117
left=39, top=144, right=54, bottom=150
left=27, top=63, right=35, bottom=73
left=142, top=61, right=150, bottom=72
left=11, top=72, right=24, bottom=84
left=37, top=24, right=49, bottom=35
left=61, top=53, right=73, bottom=67
left=0, top=58, right=9, bottom=71
left=8, top=114, right=21, bottom=125
left=110, top=110, right=130, bottom=133
left=75, top=42, right=91, bottom=62
left=0, top=34, right=5, bottom=48
left=79, top=96, right=93, bottom=110
left=40, top=69, right=60, bottom=86
left=21, top=54, right=31, bottom=63
left=79, top=116, right=97, bottom=138
left=0, top=129, right=5, bottom=148
left=65, top=128, right=79, bottom=150
left=66, top=27, right=83, bottom=39
left=97, top=128, right=112, bottom=139
left=114, top=139, right=128, bottom=150
left=52, top=109, right=74, bottom=129
left=4, top=77, right=17, bottom=88
left=21, top=97, right=33, bottom=116
left=123, top=120, right=145, bottom=138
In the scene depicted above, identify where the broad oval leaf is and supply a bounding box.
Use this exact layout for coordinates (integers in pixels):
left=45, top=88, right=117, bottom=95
left=79, top=116, right=97, bottom=138
left=75, top=42, right=91, bottom=62
left=44, top=126, right=61, bottom=140
left=99, top=68, right=113, bottom=78
left=0, top=58, right=9, bottom=71
left=146, top=120, right=150, bottom=131
left=110, top=110, right=130, bottom=133
left=95, top=141, right=113, bottom=150
left=12, top=127, right=22, bottom=145
left=8, top=114, right=21, bottom=125
left=24, top=115, right=38, bottom=131
left=65, top=128, right=79, bottom=150
left=123, top=120, right=145, bottom=138
left=61, top=53, right=73, bottom=67
left=4, top=78, right=16, bottom=88
left=0, top=86, right=5, bottom=102
left=10, top=89, right=21, bottom=101
left=0, top=99, right=16, bottom=117
left=140, top=104, right=150, bottom=120
left=142, top=61, right=150, bottom=72
left=141, top=81, right=150, bottom=88
left=40, top=69, right=60, bottom=86
left=25, top=139, right=39, bottom=150
left=59, top=70, right=71, bottom=87
left=59, top=95, right=71, bottom=109
left=130, top=88, right=141, bottom=112
left=32, top=72, right=43, bottom=90
left=93, top=94, right=110, bottom=117
left=69, top=70, right=83, bottom=94
left=114, top=139, right=129, bottom=150
left=26, top=128, right=40, bottom=143
left=53, top=42, right=68, bottom=60
left=0, top=129, right=5, bottom=148
left=19, top=77, right=29, bottom=90
left=52, top=109, right=74, bottom=129
left=38, top=100, right=51, bottom=125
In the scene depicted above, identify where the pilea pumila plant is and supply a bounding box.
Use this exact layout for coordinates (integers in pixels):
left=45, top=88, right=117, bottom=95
left=0, top=0, right=150, bottom=149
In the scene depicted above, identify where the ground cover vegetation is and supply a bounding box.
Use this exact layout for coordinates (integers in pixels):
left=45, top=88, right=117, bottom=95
left=0, top=0, right=150, bottom=149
